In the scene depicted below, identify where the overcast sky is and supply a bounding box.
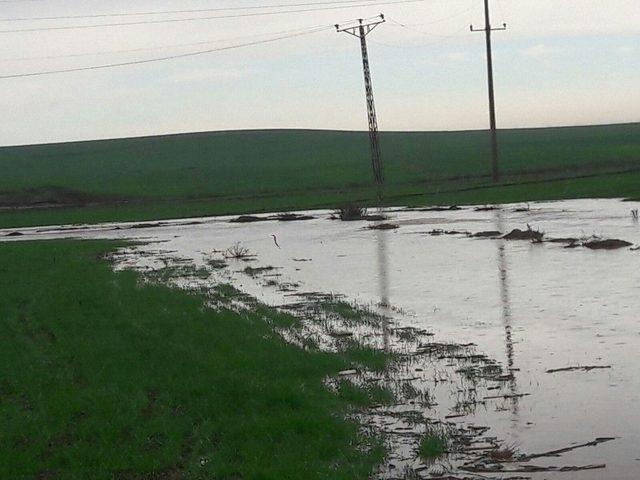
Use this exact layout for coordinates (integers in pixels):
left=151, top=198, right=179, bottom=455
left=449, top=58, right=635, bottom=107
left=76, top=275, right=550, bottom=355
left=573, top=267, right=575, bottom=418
left=1, top=0, right=638, bottom=146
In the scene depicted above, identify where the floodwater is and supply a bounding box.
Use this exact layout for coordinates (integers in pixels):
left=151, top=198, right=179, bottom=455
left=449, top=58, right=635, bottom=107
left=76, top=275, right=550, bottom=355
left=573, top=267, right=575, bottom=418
left=3, top=198, right=640, bottom=478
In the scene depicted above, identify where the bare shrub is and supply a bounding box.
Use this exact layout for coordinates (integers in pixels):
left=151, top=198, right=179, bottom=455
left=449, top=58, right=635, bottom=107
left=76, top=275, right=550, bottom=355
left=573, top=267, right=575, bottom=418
left=224, top=242, right=251, bottom=259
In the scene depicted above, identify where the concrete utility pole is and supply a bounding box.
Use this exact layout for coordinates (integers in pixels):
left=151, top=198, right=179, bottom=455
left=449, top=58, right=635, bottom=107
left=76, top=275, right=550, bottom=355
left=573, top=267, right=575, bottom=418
left=471, top=0, right=506, bottom=183
left=336, top=15, right=385, bottom=187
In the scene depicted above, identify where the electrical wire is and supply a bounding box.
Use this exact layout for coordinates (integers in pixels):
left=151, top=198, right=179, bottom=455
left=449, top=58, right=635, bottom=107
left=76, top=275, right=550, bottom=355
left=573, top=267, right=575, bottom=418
left=0, top=25, right=334, bottom=79
left=385, top=6, right=472, bottom=29
left=0, top=23, right=333, bottom=62
left=1, top=0, right=384, bottom=21
left=0, top=0, right=428, bottom=34
left=370, top=24, right=467, bottom=48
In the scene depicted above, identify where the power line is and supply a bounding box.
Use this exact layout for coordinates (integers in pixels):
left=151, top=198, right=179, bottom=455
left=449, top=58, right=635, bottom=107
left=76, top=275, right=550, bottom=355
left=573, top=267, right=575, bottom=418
left=0, top=25, right=333, bottom=79
left=0, top=0, right=428, bottom=34
left=386, top=6, right=472, bottom=28
left=369, top=24, right=468, bottom=48
left=0, top=0, right=383, bottom=21
left=0, top=24, right=332, bottom=62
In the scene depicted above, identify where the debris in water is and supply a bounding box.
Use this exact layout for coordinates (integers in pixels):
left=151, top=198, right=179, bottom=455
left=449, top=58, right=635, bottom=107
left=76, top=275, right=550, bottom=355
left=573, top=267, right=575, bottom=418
left=470, top=231, right=502, bottom=238
left=368, top=223, right=399, bottom=230
left=276, top=213, right=315, bottom=222
left=519, top=437, right=616, bottom=461
left=5, top=231, right=23, bottom=237
left=546, top=365, right=612, bottom=374
left=425, top=229, right=468, bottom=236
left=461, top=463, right=605, bottom=473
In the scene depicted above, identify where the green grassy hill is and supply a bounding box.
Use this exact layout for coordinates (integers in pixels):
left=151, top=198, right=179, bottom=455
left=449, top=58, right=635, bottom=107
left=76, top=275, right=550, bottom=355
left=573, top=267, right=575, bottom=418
left=1, top=123, right=639, bottom=228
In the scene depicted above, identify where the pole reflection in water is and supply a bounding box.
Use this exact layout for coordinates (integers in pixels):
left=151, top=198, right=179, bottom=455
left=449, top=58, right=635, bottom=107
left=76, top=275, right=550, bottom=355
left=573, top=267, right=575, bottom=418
left=495, top=209, right=520, bottom=417
left=376, top=219, right=391, bottom=352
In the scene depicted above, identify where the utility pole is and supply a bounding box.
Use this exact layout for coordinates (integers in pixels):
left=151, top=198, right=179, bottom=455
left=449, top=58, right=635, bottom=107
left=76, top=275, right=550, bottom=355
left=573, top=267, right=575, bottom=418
left=471, top=1, right=506, bottom=183
left=336, top=15, right=385, bottom=187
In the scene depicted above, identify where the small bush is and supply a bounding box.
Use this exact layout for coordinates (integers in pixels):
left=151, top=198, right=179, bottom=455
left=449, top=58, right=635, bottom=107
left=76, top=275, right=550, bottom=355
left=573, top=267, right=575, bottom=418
left=224, top=242, right=251, bottom=259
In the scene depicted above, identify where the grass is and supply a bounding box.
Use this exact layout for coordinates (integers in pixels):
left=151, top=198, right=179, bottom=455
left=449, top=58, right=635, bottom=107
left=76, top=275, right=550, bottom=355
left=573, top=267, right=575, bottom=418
left=0, top=240, right=389, bottom=479
left=1, top=124, right=640, bottom=228
left=418, top=433, right=448, bottom=460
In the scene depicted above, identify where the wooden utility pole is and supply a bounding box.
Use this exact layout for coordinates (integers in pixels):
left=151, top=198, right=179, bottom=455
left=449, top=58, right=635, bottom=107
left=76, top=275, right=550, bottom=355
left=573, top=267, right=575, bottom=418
left=471, top=0, right=506, bottom=183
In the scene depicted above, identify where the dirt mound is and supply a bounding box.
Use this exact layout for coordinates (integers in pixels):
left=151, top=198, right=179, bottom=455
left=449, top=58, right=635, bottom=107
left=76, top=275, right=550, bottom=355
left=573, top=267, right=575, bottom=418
left=583, top=239, right=632, bottom=250
left=502, top=228, right=544, bottom=242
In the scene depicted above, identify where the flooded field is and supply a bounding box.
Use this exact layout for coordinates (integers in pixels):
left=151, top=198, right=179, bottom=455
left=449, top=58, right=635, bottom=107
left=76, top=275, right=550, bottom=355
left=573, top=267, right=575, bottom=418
left=3, top=198, right=640, bottom=479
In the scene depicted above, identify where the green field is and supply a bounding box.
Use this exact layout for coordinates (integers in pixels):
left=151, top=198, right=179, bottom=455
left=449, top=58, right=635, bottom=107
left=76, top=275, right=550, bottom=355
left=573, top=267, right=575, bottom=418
left=1, top=123, right=639, bottom=228
left=0, top=240, right=392, bottom=479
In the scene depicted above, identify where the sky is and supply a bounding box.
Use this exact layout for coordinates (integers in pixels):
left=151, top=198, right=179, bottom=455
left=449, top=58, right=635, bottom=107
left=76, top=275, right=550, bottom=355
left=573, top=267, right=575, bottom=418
left=0, top=0, right=638, bottom=146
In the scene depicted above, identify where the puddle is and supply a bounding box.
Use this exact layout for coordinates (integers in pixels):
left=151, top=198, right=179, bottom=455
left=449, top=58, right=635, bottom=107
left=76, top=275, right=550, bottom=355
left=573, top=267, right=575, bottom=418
left=3, top=198, right=640, bottom=478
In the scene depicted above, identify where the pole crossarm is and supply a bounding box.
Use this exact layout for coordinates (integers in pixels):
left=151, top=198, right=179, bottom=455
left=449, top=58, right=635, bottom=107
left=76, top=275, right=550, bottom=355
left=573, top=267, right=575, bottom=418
left=470, top=22, right=507, bottom=32
left=335, top=14, right=385, bottom=37
left=336, top=14, right=385, bottom=186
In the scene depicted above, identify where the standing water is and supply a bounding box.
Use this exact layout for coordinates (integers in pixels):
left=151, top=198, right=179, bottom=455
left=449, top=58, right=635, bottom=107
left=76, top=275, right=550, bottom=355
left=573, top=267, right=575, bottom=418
left=3, top=198, right=640, bottom=478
